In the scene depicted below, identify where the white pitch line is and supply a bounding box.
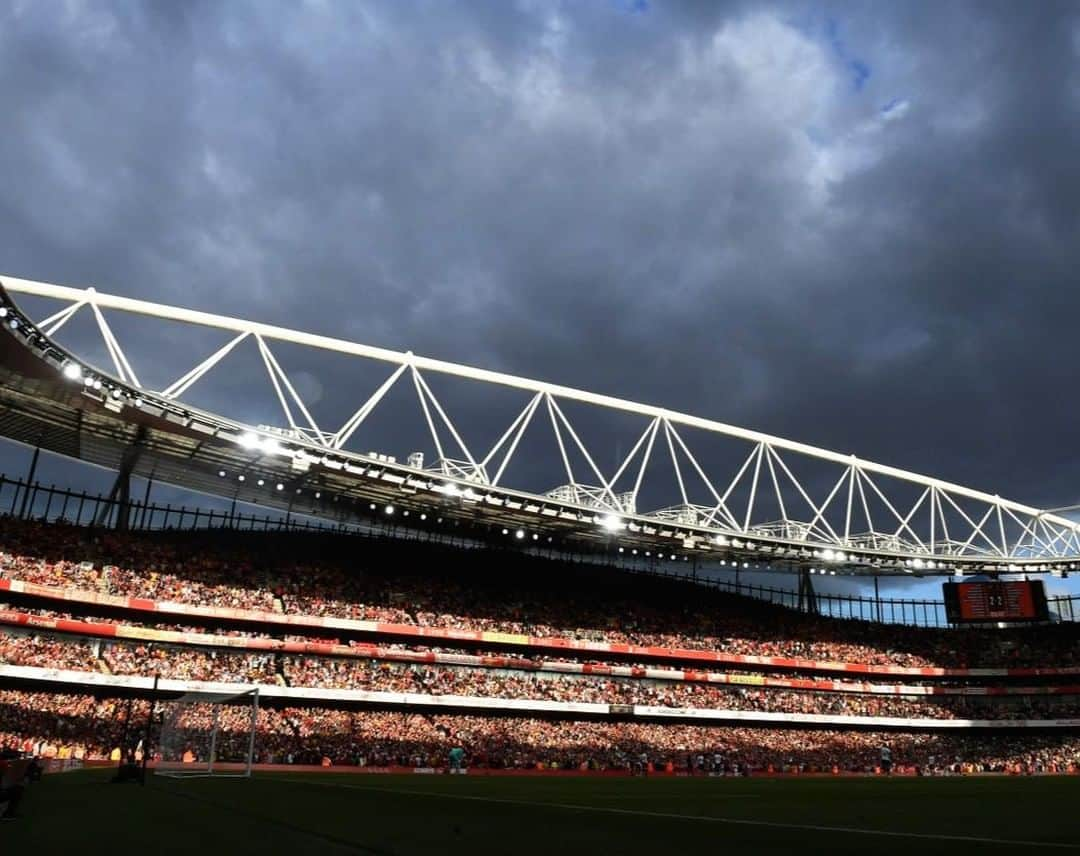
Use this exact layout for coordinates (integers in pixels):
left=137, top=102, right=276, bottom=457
left=275, top=778, right=1080, bottom=850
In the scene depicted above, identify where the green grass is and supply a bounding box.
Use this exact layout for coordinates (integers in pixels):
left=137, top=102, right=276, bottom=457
left=9, top=769, right=1080, bottom=855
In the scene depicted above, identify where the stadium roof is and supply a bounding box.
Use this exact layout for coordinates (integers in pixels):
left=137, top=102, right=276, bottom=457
left=0, top=274, right=1078, bottom=577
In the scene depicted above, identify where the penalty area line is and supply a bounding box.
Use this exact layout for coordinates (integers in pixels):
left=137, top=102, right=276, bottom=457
left=275, top=777, right=1080, bottom=850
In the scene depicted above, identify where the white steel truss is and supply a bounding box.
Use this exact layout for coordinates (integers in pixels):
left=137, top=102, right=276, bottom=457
left=4, top=273, right=1080, bottom=564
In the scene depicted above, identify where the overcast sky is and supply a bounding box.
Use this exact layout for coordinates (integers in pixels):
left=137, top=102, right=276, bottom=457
left=1, top=1, right=1079, bottom=600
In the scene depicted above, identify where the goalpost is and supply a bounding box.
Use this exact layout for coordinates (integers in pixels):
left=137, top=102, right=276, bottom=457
left=154, top=688, right=259, bottom=779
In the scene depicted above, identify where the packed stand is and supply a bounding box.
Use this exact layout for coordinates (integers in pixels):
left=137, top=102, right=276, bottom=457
left=3, top=689, right=1080, bottom=774
left=2, top=518, right=1080, bottom=671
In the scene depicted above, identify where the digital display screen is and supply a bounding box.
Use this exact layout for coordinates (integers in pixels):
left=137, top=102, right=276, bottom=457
left=943, top=580, right=1049, bottom=623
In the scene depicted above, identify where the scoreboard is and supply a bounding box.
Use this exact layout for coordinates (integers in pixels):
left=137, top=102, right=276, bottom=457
left=943, top=579, right=1049, bottom=624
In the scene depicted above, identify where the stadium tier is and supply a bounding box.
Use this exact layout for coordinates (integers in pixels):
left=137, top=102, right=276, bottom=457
left=5, top=691, right=1080, bottom=774
left=3, top=519, right=1080, bottom=673
left=2, top=518, right=1080, bottom=776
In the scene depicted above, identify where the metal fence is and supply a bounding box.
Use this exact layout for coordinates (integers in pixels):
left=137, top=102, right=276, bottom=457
left=0, top=473, right=1074, bottom=629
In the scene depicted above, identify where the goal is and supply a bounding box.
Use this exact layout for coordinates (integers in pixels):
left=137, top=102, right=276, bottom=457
left=154, top=688, right=259, bottom=778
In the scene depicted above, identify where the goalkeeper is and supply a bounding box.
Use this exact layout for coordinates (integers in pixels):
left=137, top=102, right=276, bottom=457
left=448, top=745, right=466, bottom=775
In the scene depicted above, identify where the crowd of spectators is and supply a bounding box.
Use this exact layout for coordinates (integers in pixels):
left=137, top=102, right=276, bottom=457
left=100, top=642, right=279, bottom=684
left=0, top=631, right=99, bottom=671
left=5, top=627, right=1080, bottom=722
left=2, top=519, right=1079, bottom=672
left=279, top=656, right=1080, bottom=720
left=3, top=689, right=1080, bottom=774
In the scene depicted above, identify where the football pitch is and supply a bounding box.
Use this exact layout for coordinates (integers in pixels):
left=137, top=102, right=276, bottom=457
left=10, top=769, right=1080, bottom=855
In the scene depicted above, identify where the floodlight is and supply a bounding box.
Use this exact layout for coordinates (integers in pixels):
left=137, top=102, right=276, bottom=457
left=62, top=362, right=82, bottom=381
left=82, top=376, right=94, bottom=387
left=238, top=432, right=261, bottom=450
left=276, top=483, right=284, bottom=491
left=218, top=470, right=226, bottom=477
left=515, top=529, right=525, bottom=539
left=385, top=504, right=394, bottom=514
left=257, top=479, right=265, bottom=486
left=0, top=307, right=7, bottom=318
left=238, top=475, right=245, bottom=482
left=442, top=483, right=460, bottom=497
left=599, top=514, right=622, bottom=532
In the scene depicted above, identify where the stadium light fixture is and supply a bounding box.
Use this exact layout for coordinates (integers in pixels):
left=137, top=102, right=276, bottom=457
left=599, top=514, right=623, bottom=532
left=0, top=307, right=7, bottom=318
left=276, top=483, right=284, bottom=491
left=385, top=504, right=395, bottom=514
left=257, top=479, right=265, bottom=486
left=515, top=529, right=525, bottom=539
left=237, top=475, right=245, bottom=482
left=420, top=513, right=426, bottom=520
left=62, top=362, right=82, bottom=381
left=218, top=470, right=226, bottom=477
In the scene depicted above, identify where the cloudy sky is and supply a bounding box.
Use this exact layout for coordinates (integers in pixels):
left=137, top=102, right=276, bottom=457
left=1, top=1, right=1079, bottom=599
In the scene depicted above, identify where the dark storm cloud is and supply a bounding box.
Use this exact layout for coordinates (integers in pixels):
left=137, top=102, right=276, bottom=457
left=0, top=0, right=1078, bottom=510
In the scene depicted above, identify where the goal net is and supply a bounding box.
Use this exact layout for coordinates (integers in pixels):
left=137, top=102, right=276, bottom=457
left=154, top=688, right=259, bottom=778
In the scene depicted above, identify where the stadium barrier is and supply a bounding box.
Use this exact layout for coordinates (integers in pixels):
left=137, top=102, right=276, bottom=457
left=3, top=608, right=1080, bottom=698
left=4, top=577, right=1078, bottom=680
left=6, top=663, right=1080, bottom=729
